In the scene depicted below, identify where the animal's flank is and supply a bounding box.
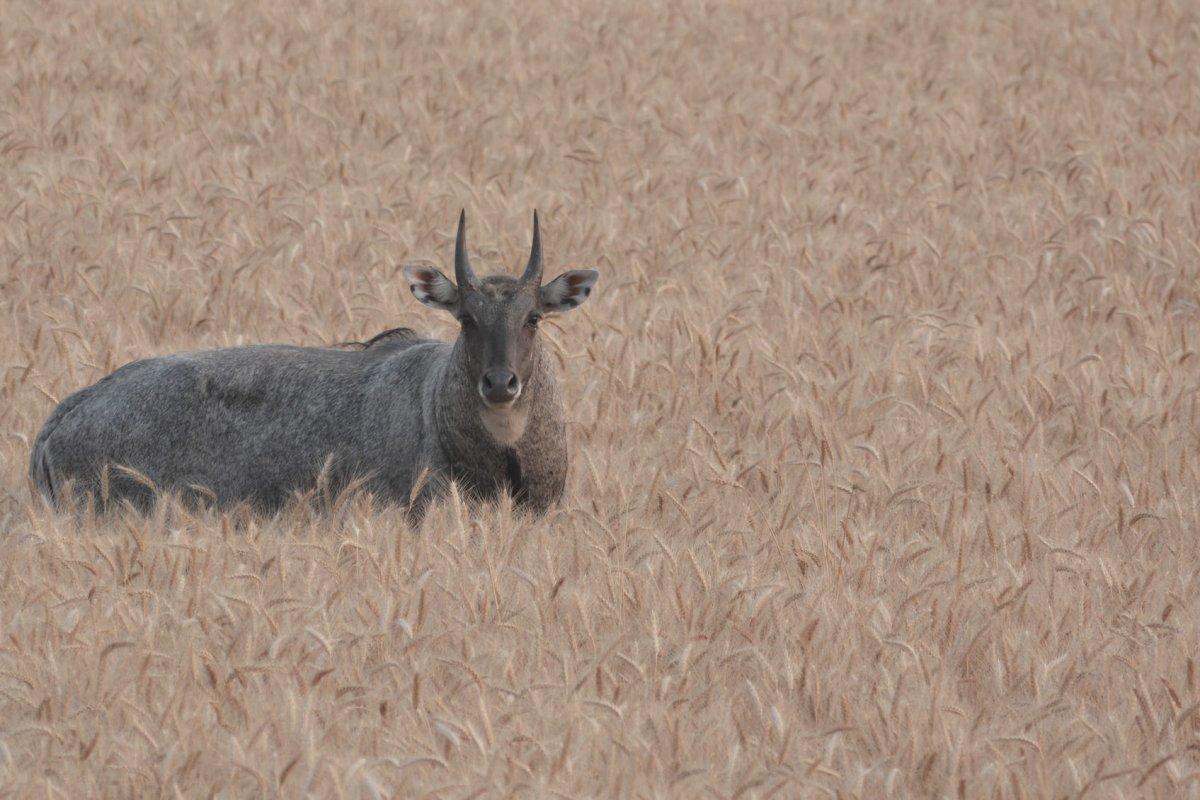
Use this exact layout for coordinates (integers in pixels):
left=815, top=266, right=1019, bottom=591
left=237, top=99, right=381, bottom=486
left=201, top=375, right=265, bottom=410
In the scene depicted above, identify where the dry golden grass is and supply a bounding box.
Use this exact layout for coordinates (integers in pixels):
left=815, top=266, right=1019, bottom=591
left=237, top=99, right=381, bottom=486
left=2, top=0, right=1199, bottom=796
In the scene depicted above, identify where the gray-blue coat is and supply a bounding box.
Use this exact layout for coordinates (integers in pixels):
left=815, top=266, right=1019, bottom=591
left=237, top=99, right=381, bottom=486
left=29, top=330, right=568, bottom=519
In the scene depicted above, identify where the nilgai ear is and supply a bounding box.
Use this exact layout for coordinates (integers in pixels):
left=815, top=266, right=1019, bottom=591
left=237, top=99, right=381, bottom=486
left=540, top=269, right=599, bottom=313
left=403, top=265, right=459, bottom=312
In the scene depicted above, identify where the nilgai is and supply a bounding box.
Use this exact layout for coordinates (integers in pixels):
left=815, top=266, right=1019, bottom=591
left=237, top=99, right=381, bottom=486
left=29, top=211, right=599, bottom=521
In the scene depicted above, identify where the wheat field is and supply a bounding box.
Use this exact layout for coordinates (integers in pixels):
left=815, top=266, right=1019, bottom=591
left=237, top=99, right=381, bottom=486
left=1, top=1, right=1198, bottom=797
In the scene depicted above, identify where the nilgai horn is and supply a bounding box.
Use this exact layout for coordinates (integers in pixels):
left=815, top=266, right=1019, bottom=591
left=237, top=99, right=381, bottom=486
left=29, top=211, right=600, bottom=521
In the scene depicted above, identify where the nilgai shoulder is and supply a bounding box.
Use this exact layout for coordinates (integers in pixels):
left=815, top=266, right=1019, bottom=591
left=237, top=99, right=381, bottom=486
left=29, top=212, right=599, bottom=521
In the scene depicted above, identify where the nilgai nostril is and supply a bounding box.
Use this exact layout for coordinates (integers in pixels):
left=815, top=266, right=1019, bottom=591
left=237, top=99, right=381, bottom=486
left=29, top=211, right=601, bottom=523
left=480, top=369, right=521, bottom=405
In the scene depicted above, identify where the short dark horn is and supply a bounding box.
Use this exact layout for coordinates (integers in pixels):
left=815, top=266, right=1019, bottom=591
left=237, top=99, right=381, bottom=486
left=454, top=209, right=476, bottom=289
left=520, top=210, right=542, bottom=286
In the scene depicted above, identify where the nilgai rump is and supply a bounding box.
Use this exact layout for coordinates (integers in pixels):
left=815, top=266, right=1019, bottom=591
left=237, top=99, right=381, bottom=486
left=29, top=212, right=599, bottom=519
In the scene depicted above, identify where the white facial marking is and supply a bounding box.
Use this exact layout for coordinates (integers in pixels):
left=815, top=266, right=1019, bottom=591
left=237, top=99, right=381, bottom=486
left=480, top=403, right=529, bottom=447
left=403, top=265, right=458, bottom=311
left=540, top=269, right=599, bottom=313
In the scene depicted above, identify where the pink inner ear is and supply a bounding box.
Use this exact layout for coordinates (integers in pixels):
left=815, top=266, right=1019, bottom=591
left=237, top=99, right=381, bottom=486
left=566, top=274, right=586, bottom=288
left=414, top=268, right=436, bottom=284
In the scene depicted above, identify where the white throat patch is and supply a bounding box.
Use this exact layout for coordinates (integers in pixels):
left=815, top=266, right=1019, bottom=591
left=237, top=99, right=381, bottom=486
left=480, top=403, right=530, bottom=447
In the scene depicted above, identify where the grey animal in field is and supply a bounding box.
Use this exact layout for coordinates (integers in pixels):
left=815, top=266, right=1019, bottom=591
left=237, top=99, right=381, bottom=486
left=29, top=211, right=599, bottom=521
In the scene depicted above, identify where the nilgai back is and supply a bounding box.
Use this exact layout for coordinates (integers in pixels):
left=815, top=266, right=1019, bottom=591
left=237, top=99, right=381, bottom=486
left=29, top=212, right=599, bottom=521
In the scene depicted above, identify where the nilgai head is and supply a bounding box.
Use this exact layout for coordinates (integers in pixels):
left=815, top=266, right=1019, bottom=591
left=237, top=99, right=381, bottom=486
left=403, top=211, right=598, bottom=409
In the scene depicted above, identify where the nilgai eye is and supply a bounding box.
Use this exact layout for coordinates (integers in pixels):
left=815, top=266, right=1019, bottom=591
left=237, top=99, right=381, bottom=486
left=526, top=314, right=542, bottom=329
left=459, top=315, right=476, bottom=329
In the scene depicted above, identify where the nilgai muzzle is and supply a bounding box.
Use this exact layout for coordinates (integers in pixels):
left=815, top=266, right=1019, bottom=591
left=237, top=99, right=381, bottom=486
left=29, top=211, right=599, bottom=521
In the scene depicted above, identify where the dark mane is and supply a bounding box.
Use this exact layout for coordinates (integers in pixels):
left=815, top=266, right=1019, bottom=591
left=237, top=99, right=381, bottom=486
left=334, top=327, right=421, bottom=350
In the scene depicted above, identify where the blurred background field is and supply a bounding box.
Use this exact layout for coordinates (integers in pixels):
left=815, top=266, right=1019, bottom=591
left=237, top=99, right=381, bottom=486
left=1, top=1, right=1199, bottom=796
